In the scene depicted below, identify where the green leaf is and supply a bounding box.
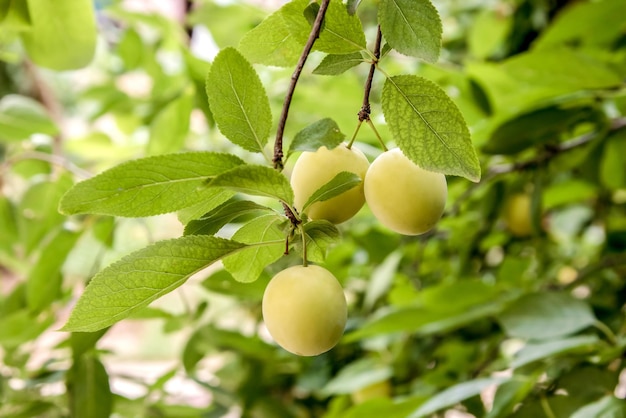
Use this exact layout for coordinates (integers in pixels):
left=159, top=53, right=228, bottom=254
left=301, top=220, right=341, bottom=263
left=0, top=95, right=58, bottom=142
left=312, top=52, right=364, bottom=75
left=483, top=104, right=603, bottom=155
left=223, top=215, right=286, bottom=283
left=27, top=228, right=81, bottom=312
left=467, top=9, right=511, bottom=60
left=19, top=174, right=72, bottom=255
left=346, top=300, right=504, bottom=342
left=571, top=396, right=626, bottom=418
left=498, top=292, right=597, bottom=340
left=0, top=0, right=31, bottom=31
left=20, top=0, right=96, bottom=70
left=533, top=1, right=626, bottom=51
left=69, top=329, right=109, bottom=358
left=0, top=195, right=18, bottom=255
left=206, top=47, right=272, bottom=154
left=409, top=377, right=509, bottom=418
left=202, top=269, right=270, bottom=300
left=509, top=335, right=599, bottom=369
left=321, top=358, right=392, bottom=396
left=382, top=75, right=481, bottom=181
left=67, top=355, right=113, bottom=418
left=601, top=128, right=626, bottom=190
left=364, top=251, right=402, bottom=311
left=378, top=0, right=442, bottom=62
left=287, top=118, right=346, bottom=158
left=209, top=165, right=294, bottom=205
left=282, top=0, right=366, bottom=54
left=176, top=189, right=235, bottom=225
left=0, top=309, right=53, bottom=348
left=61, top=236, right=247, bottom=332
left=184, top=200, right=274, bottom=236
left=147, top=88, right=194, bottom=155
left=59, top=152, right=244, bottom=217
left=238, top=2, right=302, bottom=67
left=485, top=378, right=536, bottom=418
left=347, top=0, right=362, bottom=15
left=302, top=171, right=361, bottom=212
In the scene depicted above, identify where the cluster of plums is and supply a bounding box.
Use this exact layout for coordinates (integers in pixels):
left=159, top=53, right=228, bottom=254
left=262, top=144, right=447, bottom=356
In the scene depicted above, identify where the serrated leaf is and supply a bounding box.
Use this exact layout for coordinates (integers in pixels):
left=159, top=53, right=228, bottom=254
left=301, top=220, right=341, bottom=263
left=20, top=0, right=96, bottom=70
left=302, top=171, right=361, bottom=212
left=409, top=377, right=509, bottom=418
left=210, top=165, right=294, bottom=205
left=27, top=228, right=81, bottom=312
left=382, top=75, right=480, bottom=182
left=59, top=152, right=244, bottom=217
left=0, top=95, right=58, bottom=142
left=223, top=215, right=286, bottom=283
left=379, top=0, right=442, bottom=62
left=498, top=292, right=597, bottom=340
left=184, top=200, right=274, bottom=236
left=176, top=189, right=235, bottom=225
left=282, top=0, right=366, bottom=54
left=287, top=118, right=345, bottom=158
left=61, top=236, right=247, bottom=332
left=312, top=52, right=364, bottom=75
left=238, top=3, right=302, bottom=67
left=206, top=47, right=272, bottom=154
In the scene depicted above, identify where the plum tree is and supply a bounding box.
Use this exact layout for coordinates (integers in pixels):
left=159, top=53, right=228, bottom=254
left=504, top=193, right=533, bottom=237
left=290, top=144, right=369, bottom=224
left=364, top=148, right=447, bottom=235
left=262, top=265, right=347, bottom=356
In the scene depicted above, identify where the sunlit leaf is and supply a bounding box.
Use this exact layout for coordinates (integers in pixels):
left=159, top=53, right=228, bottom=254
left=382, top=75, right=480, bottom=181
left=59, top=152, right=244, bottom=217
left=287, top=118, right=346, bottom=157
left=20, top=0, right=96, bottom=70
left=61, top=236, right=247, bottom=332
left=209, top=164, right=294, bottom=205
left=206, top=47, right=272, bottom=154
left=302, top=171, right=361, bottom=212
left=184, top=200, right=274, bottom=236
left=223, top=215, right=286, bottom=282
left=312, top=52, right=364, bottom=75
left=282, top=0, right=366, bottom=54
left=238, top=3, right=302, bottom=67
left=378, top=0, right=442, bottom=62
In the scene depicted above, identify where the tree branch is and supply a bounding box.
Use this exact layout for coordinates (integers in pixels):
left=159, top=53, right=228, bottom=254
left=273, top=0, right=331, bottom=170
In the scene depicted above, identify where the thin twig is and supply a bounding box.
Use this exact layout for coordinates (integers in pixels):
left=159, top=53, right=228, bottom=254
left=358, top=25, right=382, bottom=123
left=273, top=0, right=331, bottom=170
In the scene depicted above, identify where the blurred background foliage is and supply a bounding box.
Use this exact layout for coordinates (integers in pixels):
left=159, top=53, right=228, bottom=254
left=1, top=0, right=625, bottom=417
